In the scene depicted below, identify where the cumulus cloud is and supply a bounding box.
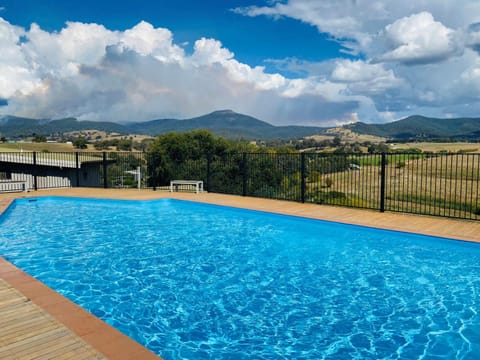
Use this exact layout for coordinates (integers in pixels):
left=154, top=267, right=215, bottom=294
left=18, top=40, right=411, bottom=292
left=234, top=0, right=480, bottom=57
left=379, top=12, right=460, bottom=64
left=0, top=18, right=40, bottom=97
left=0, top=18, right=355, bottom=125
left=234, top=0, right=480, bottom=121
left=3, top=0, right=480, bottom=126
left=331, top=60, right=404, bottom=94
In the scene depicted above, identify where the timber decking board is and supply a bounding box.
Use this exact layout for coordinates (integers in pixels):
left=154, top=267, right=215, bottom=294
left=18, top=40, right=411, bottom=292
left=0, top=279, right=106, bottom=359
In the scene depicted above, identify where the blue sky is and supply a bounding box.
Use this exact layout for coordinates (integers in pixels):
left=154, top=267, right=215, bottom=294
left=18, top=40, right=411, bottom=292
left=1, top=0, right=480, bottom=126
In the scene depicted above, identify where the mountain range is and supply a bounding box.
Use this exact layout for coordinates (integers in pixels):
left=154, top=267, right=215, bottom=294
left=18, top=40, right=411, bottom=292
left=0, top=110, right=324, bottom=140
left=345, top=115, right=480, bottom=141
left=1, top=111, right=480, bottom=141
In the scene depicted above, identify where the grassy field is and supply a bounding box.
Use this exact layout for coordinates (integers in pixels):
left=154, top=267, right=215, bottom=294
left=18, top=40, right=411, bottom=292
left=303, top=153, right=480, bottom=219
left=0, top=142, right=140, bottom=152
left=0, top=142, right=85, bottom=152
left=389, top=142, right=480, bottom=153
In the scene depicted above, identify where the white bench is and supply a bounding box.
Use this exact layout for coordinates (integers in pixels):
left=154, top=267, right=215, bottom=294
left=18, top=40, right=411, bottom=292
left=170, top=180, right=204, bottom=194
left=0, top=180, right=29, bottom=193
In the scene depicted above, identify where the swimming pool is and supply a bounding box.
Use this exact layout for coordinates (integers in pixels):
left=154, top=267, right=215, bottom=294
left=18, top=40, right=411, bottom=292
left=0, top=196, right=479, bottom=359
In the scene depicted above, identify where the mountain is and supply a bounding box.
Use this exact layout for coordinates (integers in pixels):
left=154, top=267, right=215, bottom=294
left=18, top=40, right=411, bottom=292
left=46, top=118, right=126, bottom=134
left=0, top=115, right=50, bottom=137
left=128, top=110, right=324, bottom=139
left=345, top=115, right=480, bottom=141
left=0, top=110, right=325, bottom=140
left=3, top=112, right=479, bottom=142
left=0, top=115, right=125, bottom=137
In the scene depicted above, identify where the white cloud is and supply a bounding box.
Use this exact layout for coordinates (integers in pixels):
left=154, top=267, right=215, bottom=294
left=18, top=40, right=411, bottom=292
left=233, top=0, right=480, bottom=122
left=234, top=0, right=480, bottom=57
left=331, top=60, right=404, bottom=94
left=379, top=12, right=459, bottom=64
left=121, top=21, right=185, bottom=63
left=2, top=1, right=480, bottom=126
left=0, top=18, right=356, bottom=125
left=0, top=18, right=41, bottom=97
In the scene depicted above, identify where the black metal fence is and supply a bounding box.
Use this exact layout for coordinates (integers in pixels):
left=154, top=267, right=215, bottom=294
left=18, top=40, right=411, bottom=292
left=1, top=151, right=479, bottom=221
left=156, top=152, right=480, bottom=221
left=0, top=152, right=146, bottom=190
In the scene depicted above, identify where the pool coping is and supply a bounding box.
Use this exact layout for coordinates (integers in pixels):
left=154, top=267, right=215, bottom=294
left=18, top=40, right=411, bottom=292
left=1, top=188, right=479, bottom=359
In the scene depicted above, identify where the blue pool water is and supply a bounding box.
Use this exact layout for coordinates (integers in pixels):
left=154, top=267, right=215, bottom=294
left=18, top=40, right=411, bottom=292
left=0, top=197, right=480, bottom=359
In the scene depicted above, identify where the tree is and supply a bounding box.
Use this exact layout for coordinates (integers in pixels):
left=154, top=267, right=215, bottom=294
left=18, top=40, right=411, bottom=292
left=72, top=136, right=88, bottom=149
left=32, top=134, right=47, bottom=143
left=116, top=138, right=133, bottom=151
left=94, top=141, right=111, bottom=150
left=146, top=130, right=257, bottom=187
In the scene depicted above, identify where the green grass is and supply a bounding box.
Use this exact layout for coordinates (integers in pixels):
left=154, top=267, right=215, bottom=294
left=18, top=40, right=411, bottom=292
left=349, top=154, right=424, bottom=167
left=0, top=142, right=81, bottom=152
left=386, top=193, right=479, bottom=215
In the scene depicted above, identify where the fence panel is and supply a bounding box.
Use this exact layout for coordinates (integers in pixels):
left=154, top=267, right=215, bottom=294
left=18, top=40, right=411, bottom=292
left=246, top=153, right=302, bottom=201
left=384, top=153, right=480, bottom=220
left=304, top=153, right=382, bottom=210
left=102, top=152, right=146, bottom=189
left=208, top=154, right=244, bottom=195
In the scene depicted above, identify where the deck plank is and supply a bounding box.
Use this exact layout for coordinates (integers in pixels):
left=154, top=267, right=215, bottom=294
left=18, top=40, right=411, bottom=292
left=0, top=279, right=107, bottom=359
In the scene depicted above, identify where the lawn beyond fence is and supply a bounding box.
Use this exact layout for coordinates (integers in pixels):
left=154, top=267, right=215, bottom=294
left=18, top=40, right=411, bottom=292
left=1, top=151, right=479, bottom=220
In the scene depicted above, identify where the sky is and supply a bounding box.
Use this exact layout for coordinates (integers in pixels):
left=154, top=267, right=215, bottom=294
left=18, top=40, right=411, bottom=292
left=1, top=0, right=480, bottom=126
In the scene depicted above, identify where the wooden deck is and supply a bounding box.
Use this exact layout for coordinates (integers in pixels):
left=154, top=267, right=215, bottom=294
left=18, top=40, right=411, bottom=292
left=0, top=188, right=479, bottom=359
left=0, top=278, right=105, bottom=359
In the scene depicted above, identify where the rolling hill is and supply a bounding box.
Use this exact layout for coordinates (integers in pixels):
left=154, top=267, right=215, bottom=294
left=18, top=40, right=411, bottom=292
left=2, top=111, right=480, bottom=141
left=345, top=115, right=480, bottom=141
left=0, top=110, right=325, bottom=140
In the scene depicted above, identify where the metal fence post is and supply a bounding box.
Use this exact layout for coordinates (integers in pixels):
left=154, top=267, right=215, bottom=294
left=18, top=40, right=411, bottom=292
left=242, top=153, right=248, bottom=197
left=102, top=152, right=108, bottom=189
left=206, top=153, right=211, bottom=192
left=380, top=152, right=386, bottom=212
left=33, top=151, right=38, bottom=191
left=301, top=152, right=306, bottom=203
left=75, top=152, right=80, bottom=187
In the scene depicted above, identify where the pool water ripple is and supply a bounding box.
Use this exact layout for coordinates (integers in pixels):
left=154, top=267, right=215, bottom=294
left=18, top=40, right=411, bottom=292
left=0, top=197, right=479, bottom=359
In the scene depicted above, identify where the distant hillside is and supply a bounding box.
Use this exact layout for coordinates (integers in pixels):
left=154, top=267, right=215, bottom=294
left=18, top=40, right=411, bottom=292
left=46, top=118, right=126, bottom=134
left=127, top=110, right=274, bottom=138
left=3, top=112, right=479, bottom=142
left=0, top=116, right=50, bottom=137
left=0, top=115, right=125, bottom=137
left=0, top=110, right=325, bottom=140
left=345, top=115, right=480, bottom=141
left=127, top=110, right=325, bottom=139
